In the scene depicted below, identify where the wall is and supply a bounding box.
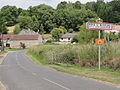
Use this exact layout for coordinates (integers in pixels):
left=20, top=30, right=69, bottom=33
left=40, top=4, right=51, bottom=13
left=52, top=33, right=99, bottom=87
left=9, top=40, right=41, bottom=48
left=60, top=38, right=72, bottom=42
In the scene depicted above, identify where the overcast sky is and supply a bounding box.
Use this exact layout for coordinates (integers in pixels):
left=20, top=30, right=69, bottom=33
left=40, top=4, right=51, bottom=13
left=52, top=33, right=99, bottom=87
left=0, top=0, right=112, bottom=9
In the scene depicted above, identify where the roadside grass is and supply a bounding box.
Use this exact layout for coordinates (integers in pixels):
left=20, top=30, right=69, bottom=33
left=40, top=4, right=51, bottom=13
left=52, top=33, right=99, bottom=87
left=0, top=51, right=6, bottom=55
left=27, top=51, right=120, bottom=85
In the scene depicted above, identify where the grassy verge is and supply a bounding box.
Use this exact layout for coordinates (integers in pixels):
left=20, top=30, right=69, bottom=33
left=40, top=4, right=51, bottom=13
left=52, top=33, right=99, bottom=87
left=27, top=51, right=120, bottom=85
left=0, top=51, right=6, bottom=55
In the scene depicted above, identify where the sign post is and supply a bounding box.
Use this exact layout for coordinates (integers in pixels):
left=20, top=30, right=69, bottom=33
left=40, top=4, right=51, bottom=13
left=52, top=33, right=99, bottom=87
left=97, top=18, right=102, bottom=70
left=98, top=30, right=101, bottom=70
left=86, top=18, right=112, bottom=70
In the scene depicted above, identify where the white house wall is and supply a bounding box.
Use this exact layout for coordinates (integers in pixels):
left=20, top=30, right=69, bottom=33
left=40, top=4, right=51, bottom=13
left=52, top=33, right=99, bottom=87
left=60, top=38, right=72, bottom=42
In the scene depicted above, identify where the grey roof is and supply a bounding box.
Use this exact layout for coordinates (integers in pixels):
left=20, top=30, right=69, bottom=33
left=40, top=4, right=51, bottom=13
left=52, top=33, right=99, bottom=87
left=19, top=29, right=38, bottom=35
left=61, top=34, right=78, bottom=38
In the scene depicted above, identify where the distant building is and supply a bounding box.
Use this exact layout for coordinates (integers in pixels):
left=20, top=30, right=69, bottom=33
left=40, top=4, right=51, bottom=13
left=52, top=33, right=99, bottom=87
left=19, top=29, right=38, bottom=35
left=60, top=34, right=78, bottom=42
left=0, top=34, right=43, bottom=48
left=104, top=25, right=120, bottom=34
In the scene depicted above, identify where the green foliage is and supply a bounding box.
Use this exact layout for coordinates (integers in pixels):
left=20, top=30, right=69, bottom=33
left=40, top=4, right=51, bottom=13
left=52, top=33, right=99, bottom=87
left=59, top=26, right=67, bottom=34
left=86, top=0, right=120, bottom=23
left=13, top=24, right=21, bottom=34
left=0, top=5, right=19, bottom=26
left=107, top=33, right=119, bottom=41
left=18, top=16, right=33, bottom=29
left=77, top=23, right=99, bottom=44
left=68, top=28, right=74, bottom=33
left=45, top=40, right=53, bottom=44
left=51, top=26, right=67, bottom=41
left=73, top=1, right=81, bottom=9
left=51, top=28, right=62, bottom=41
left=39, top=24, right=45, bottom=34
left=0, top=0, right=120, bottom=34
left=0, top=20, right=8, bottom=34
left=54, top=9, right=97, bottom=31
left=29, top=43, right=120, bottom=70
left=71, top=35, right=79, bottom=43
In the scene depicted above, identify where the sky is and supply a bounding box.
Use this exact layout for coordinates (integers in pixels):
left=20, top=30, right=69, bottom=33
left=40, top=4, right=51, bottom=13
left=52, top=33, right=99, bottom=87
left=0, top=0, right=112, bottom=9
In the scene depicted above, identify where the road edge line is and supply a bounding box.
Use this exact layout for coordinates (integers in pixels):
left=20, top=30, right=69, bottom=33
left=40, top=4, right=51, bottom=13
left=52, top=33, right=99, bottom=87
left=0, top=52, right=9, bottom=65
left=0, top=81, right=6, bottom=90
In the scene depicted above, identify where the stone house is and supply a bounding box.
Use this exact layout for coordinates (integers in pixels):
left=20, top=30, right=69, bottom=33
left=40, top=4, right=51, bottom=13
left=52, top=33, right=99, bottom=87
left=18, top=29, right=38, bottom=35
left=0, top=34, right=43, bottom=48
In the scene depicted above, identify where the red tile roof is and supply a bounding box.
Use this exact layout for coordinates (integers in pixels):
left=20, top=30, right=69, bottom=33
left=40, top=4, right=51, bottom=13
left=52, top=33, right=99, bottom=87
left=0, top=34, right=40, bottom=40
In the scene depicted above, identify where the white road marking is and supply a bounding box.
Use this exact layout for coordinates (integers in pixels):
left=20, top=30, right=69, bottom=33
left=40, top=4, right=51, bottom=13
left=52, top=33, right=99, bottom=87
left=0, top=81, right=6, bottom=90
left=43, top=78, right=71, bottom=90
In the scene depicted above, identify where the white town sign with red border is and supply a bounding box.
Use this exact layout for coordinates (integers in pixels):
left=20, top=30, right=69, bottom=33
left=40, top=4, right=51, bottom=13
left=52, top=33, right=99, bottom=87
left=86, top=22, right=112, bottom=30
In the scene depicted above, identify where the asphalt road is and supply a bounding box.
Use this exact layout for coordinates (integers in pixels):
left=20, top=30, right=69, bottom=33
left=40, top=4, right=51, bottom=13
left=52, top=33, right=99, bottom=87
left=0, top=51, right=119, bottom=90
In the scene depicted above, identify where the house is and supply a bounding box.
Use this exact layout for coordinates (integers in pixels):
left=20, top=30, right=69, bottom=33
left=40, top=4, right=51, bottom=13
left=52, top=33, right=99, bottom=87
left=19, top=29, right=38, bottom=35
left=0, top=34, right=43, bottom=48
left=60, top=34, right=78, bottom=42
left=0, top=29, right=44, bottom=48
left=104, top=25, right=120, bottom=34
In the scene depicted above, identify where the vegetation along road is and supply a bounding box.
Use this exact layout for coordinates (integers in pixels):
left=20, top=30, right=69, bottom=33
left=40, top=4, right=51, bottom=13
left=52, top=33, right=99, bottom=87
left=0, top=50, right=119, bottom=90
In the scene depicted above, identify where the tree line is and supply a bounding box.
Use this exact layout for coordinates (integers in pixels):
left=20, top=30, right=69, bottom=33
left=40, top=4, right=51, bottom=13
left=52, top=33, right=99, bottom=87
left=0, top=0, right=119, bottom=34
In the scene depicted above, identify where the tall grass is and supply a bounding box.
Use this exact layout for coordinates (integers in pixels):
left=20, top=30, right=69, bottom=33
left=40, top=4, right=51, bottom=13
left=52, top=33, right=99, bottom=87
left=29, top=42, right=120, bottom=70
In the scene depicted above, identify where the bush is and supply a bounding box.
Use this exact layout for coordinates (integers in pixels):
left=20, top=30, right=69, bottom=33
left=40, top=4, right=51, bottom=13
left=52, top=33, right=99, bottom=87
left=29, top=42, right=120, bottom=70
left=46, top=40, right=52, bottom=43
left=13, top=24, right=21, bottom=34
left=68, top=29, right=74, bottom=33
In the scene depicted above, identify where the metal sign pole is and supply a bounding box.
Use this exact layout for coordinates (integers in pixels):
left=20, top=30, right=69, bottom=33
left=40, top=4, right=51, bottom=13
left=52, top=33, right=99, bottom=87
left=98, top=30, right=101, bottom=70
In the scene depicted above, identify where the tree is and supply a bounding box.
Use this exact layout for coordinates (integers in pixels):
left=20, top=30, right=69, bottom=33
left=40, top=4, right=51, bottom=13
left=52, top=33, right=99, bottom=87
left=59, top=26, right=67, bottom=34
left=51, top=28, right=62, bottom=41
left=0, top=18, right=8, bottom=34
left=31, top=16, right=39, bottom=32
left=18, top=16, right=33, bottom=29
left=39, top=24, right=45, bottom=34
left=68, top=28, right=74, bottom=33
left=86, top=2, right=97, bottom=11
left=57, top=1, right=68, bottom=9
left=0, top=5, right=19, bottom=26
left=73, top=1, right=81, bottom=9
left=27, top=4, right=55, bottom=33
left=77, top=23, right=99, bottom=44
left=13, top=24, right=21, bottom=34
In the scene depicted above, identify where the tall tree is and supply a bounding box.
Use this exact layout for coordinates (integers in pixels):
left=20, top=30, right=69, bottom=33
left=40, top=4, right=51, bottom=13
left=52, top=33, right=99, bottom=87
left=0, top=5, right=19, bottom=26
left=73, top=1, right=81, bottom=9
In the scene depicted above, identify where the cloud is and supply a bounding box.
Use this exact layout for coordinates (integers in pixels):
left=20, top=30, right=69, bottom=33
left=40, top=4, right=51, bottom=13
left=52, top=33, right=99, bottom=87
left=0, top=0, right=112, bottom=9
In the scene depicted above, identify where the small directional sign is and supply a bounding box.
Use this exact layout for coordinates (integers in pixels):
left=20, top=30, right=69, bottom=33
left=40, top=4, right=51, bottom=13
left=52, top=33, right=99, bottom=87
left=96, top=39, right=105, bottom=45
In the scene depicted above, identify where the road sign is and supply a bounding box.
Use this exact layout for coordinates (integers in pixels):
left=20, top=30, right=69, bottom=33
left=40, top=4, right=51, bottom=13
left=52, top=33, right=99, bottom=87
left=96, top=39, right=105, bottom=45
left=112, top=25, right=120, bottom=30
left=96, top=18, right=103, bottom=23
left=86, top=22, right=112, bottom=30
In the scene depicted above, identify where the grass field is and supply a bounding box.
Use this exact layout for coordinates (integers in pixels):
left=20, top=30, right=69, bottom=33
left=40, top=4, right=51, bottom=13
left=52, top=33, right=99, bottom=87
left=27, top=51, right=120, bottom=85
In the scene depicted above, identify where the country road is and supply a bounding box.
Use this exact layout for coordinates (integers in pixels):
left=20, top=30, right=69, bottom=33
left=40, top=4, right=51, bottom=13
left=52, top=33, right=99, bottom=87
left=0, top=51, right=119, bottom=90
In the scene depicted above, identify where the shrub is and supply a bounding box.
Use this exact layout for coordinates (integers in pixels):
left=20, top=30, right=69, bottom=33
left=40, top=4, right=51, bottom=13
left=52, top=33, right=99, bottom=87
left=29, top=42, right=120, bottom=70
